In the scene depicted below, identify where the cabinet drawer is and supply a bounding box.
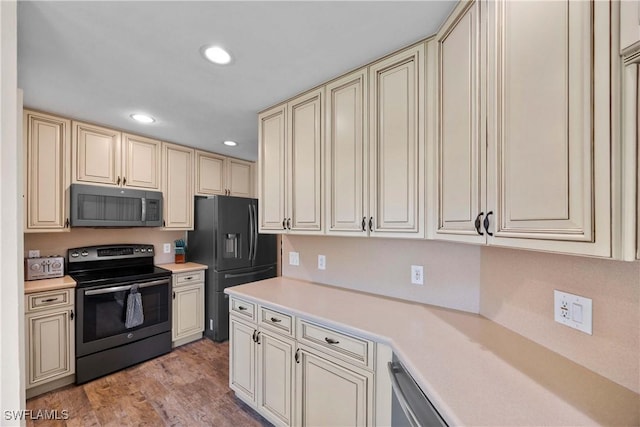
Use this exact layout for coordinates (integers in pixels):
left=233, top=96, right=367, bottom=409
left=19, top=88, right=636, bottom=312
left=230, top=297, right=256, bottom=322
left=297, top=320, right=373, bottom=368
left=26, top=289, right=73, bottom=312
left=174, top=270, right=204, bottom=286
left=259, top=306, right=293, bottom=336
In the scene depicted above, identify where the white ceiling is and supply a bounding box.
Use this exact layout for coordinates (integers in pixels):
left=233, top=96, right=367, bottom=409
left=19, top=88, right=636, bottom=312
left=18, top=1, right=456, bottom=161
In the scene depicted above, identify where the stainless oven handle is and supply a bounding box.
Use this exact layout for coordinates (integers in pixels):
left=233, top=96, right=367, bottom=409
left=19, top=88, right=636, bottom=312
left=388, top=362, right=421, bottom=427
left=141, top=197, right=146, bottom=222
left=84, top=279, right=170, bottom=296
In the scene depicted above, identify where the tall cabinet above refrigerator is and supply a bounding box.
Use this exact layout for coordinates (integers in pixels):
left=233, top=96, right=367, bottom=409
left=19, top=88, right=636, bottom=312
left=188, top=196, right=277, bottom=341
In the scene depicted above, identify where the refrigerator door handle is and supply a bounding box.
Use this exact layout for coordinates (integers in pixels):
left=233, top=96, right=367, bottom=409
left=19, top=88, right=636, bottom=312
left=224, top=266, right=274, bottom=279
left=252, top=203, right=258, bottom=261
left=248, top=203, right=255, bottom=261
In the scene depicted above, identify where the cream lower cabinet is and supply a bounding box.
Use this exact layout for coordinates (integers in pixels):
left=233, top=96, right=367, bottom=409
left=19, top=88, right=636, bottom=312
left=25, top=288, right=75, bottom=398
left=172, top=270, right=205, bottom=347
left=23, top=110, right=71, bottom=232
left=433, top=0, right=612, bottom=257
left=229, top=297, right=385, bottom=427
left=162, top=142, right=194, bottom=229
left=259, top=88, right=323, bottom=234
left=295, top=347, right=372, bottom=427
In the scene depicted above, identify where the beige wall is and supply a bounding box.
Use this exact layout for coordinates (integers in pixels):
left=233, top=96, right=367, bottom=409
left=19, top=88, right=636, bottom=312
left=24, top=228, right=186, bottom=265
left=481, top=247, right=640, bottom=394
left=281, top=235, right=481, bottom=313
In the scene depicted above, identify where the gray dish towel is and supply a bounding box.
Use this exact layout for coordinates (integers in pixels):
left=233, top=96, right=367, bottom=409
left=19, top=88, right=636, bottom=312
left=125, top=285, right=144, bottom=329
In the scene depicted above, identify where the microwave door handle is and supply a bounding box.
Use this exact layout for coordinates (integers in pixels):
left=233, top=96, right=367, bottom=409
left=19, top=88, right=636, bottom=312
left=141, top=197, right=146, bottom=222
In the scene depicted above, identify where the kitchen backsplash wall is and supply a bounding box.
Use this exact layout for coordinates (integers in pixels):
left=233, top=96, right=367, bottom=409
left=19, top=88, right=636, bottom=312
left=24, top=229, right=186, bottom=265
left=281, top=235, right=481, bottom=313
left=481, top=247, right=640, bottom=394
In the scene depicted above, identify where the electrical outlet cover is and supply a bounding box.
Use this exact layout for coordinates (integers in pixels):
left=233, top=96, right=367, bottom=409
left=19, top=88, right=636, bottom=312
left=554, top=290, right=592, bottom=335
left=289, top=252, right=300, bottom=266
left=411, top=265, right=424, bottom=285
left=318, top=255, right=326, bottom=270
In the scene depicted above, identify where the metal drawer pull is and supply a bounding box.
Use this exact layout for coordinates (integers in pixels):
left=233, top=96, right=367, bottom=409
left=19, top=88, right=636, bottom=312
left=238, top=306, right=247, bottom=311
left=295, top=348, right=300, bottom=364
left=325, top=337, right=340, bottom=345
left=270, top=317, right=281, bottom=323
left=41, top=298, right=58, bottom=303
left=184, top=276, right=193, bottom=280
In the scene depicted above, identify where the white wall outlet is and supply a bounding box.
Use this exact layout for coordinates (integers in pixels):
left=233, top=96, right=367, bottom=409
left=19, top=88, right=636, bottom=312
left=318, top=255, right=326, bottom=270
left=28, top=250, right=40, bottom=258
left=163, top=243, right=171, bottom=254
left=554, top=290, right=592, bottom=335
left=411, top=265, right=424, bottom=285
left=289, top=251, right=300, bottom=266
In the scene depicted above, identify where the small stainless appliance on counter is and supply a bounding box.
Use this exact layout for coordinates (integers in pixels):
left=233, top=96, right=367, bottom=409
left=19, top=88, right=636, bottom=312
left=67, top=244, right=172, bottom=384
left=188, top=196, right=277, bottom=342
left=25, top=256, right=64, bottom=280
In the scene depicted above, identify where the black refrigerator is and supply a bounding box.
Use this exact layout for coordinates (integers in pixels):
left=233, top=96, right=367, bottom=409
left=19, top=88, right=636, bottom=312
left=188, top=196, right=277, bottom=342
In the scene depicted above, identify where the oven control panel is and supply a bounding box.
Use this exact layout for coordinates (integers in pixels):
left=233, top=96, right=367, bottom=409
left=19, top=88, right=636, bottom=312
left=68, top=244, right=155, bottom=262
left=25, top=256, right=64, bottom=281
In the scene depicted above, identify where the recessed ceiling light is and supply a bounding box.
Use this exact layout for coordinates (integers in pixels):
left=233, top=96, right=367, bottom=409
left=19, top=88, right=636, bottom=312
left=202, top=46, right=232, bottom=65
left=223, top=140, right=237, bottom=147
left=130, top=114, right=155, bottom=124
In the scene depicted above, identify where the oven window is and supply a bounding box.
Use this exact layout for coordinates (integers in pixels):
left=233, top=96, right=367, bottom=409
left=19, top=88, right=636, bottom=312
left=83, top=283, right=169, bottom=343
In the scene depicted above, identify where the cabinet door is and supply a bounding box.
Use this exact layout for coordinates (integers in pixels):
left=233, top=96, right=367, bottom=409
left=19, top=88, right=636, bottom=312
left=435, top=1, right=486, bottom=244
left=257, top=331, right=294, bottom=426
left=258, top=104, right=287, bottom=232
left=26, top=309, right=74, bottom=387
left=287, top=89, right=323, bottom=233
left=369, top=44, right=425, bottom=238
left=229, top=317, right=257, bottom=404
left=227, top=158, right=254, bottom=197
left=72, top=121, right=121, bottom=185
left=162, top=142, right=194, bottom=229
left=621, top=0, right=640, bottom=54
left=295, top=349, right=372, bottom=427
left=122, top=133, right=161, bottom=189
left=325, top=69, right=368, bottom=236
left=172, top=283, right=204, bottom=342
left=195, top=150, right=226, bottom=196
left=486, top=0, right=610, bottom=256
left=23, top=110, right=70, bottom=231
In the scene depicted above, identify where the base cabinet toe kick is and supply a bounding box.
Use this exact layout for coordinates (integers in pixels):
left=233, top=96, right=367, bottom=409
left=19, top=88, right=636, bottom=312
left=228, top=295, right=437, bottom=427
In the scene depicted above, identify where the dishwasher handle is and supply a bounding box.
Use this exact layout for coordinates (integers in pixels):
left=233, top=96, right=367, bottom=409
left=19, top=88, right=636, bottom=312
left=388, top=362, right=422, bottom=427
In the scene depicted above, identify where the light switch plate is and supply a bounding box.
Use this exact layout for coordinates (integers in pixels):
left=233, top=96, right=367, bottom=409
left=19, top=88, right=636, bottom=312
left=289, top=252, right=300, bottom=266
left=554, top=290, right=592, bottom=335
left=411, top=265, right=424, bottom=285
left=163, top=243, right=171, bottom=254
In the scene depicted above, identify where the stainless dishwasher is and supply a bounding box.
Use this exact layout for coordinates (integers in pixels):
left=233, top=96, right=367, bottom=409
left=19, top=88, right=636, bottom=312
left=388, top=356, right=448, bottom=427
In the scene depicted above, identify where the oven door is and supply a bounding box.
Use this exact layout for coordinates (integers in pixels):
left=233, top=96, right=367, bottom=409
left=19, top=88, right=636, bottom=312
left=76, top=277, right=171, bottom=357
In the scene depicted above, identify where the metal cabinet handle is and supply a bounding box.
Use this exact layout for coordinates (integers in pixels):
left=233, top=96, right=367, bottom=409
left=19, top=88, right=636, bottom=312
left=238, top=306, right=247, bottom=311
left=70, top=310, right=74, bottom=321
left=65, top=218, right=70, bottom=228
left=252, top=330, right=257, bottom=342
left=122, top=177, right=127, bottom=186
left=117, top=176, right=121, bottom=186
left=282, top=218, right=287, bottom=230
left=270, top=317, right=281, bottom=323
left=474, top=212, right=484, bottom=236
left=184, top=276, right=193, bottom=280
left=172, top=292, right=176, bottom=299
left=287, top=218, right=291, bottom=230
left=368, top=217, right=373, bottom=232
left=41, top=298, right=57, bottom=303
left=325, top=337, right=340, bottom=345
left=483, top=211, right=494, bottom=236
left=256, top=331, right=261, bottom=344
left=295, top=348, right=300, bottom=364
left=362, top=217, right=366, bottom=232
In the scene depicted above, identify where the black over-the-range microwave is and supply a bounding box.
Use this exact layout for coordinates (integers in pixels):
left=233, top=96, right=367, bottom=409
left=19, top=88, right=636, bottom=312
left=70, top=183, right=163, bottom=227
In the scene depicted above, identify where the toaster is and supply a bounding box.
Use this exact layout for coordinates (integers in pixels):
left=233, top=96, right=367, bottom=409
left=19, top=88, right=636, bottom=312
left=25, top=256, right=64, bottom=281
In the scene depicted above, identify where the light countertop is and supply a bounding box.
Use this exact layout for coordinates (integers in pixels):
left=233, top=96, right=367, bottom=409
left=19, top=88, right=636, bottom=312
left=158, top=262, right=208, bottom=273
left=24, top=275, right=76, bottom=294
left=225, top=277, right=639, bottom=426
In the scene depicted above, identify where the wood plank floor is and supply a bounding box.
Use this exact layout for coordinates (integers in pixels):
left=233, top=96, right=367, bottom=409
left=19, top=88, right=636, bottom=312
left=26, top=339, right=271, bottom=427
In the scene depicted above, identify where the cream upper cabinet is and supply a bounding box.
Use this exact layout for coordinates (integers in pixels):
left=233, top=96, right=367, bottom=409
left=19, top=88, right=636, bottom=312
left=72, top=121, right=121, bottom=186
left=227, top=157, right=254, bottom=197
left=259, top=89, right=323, bottom=234
left=162, top=142, right=194, bottom=230
left=196, top=151, right=254, bottom=197
left=259, top=104, right=288, bottom=232
left=23, top=110, right=71, bottom=232
left=434, top=0, right=485, bottom=244
left=368, top=44, right=425, bottom=238
left=195, top=150, right=226, bottom=196
left=325, top=69, right=369, bottom=236
left=433, top=0, right=612, bottom=257
left=287, top=88, right=323, bottom=233
left=621, top=0, right=640, bottom=55
left=122, top=133, right=161, bottom=189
